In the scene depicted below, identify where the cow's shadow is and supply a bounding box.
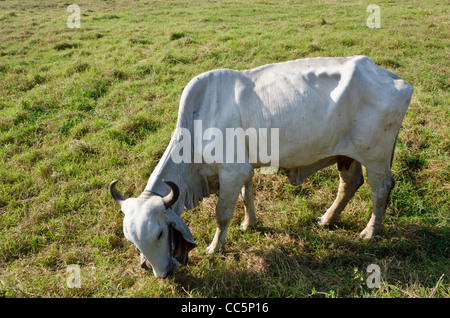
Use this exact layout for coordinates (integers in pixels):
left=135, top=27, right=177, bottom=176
left=170, top=222, right=448, bottom=297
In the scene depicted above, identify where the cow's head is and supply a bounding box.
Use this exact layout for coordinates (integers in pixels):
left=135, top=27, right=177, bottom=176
left=109, top=180, right=197, bottom=278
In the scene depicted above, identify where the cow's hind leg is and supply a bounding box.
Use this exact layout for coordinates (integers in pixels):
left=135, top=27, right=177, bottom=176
left=359, top=167, right=394, bottom=240
left=206, top=167, right=253, bottom=254
left=317, top=157, right=364, bottom=227
left=239, top=179, right=257, bottom=231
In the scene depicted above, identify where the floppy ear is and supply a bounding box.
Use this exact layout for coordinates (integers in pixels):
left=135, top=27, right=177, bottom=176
left=165, top=210, right=197, bottom=265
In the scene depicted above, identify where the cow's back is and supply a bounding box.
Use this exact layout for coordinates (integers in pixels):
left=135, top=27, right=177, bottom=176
left=175, top=56, right=413, bottom=169
left=240, top=56, right=413, bottom=168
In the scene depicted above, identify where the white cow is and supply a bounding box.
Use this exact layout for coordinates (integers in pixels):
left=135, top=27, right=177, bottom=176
left=110, top=56, right=413, bottom=278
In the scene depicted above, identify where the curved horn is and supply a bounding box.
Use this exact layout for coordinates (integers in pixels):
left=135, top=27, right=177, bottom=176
left=162, top=180, right=179, bottom=209
left=109, top=180, right=127, bottom=207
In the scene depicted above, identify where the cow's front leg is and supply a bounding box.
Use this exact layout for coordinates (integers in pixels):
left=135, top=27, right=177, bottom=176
left=206, top=167, right=253, bottom=254
left=206, top=186, right=241, bottom=254
left=239, top=179, right=257, bottom=231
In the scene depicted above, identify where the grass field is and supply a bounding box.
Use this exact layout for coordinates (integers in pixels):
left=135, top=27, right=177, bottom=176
left=0, top=0, right=448, bottom=298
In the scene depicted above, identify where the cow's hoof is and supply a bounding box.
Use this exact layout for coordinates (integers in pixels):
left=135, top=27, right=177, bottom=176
left=358, top=226, right=379, bottom=240
left=206, top=244, right=220, bottom=255
left=315, top=216, right=332, bottom=227
left=315, top=216, right=324, bottom=226
left=240, top=221, right=256, bottom=231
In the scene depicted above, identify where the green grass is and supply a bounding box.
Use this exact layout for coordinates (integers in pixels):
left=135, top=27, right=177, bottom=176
left=0, top=0, right=448, bottom=298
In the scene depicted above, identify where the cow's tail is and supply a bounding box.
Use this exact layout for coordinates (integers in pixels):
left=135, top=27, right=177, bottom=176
left=389, top=78, right=413, bottom=170
left=390, top=132, right=399, bottom=169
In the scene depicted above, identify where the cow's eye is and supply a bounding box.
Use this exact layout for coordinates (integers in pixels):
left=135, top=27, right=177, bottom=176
left=157, top=230, right=163, bottom=240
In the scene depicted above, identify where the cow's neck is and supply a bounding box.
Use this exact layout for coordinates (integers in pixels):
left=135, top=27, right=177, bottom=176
left=140, top=140, right=197, bottom=215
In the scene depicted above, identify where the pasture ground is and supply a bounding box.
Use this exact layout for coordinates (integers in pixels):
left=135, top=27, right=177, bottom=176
left=0, top=0, right=448, bottom=298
